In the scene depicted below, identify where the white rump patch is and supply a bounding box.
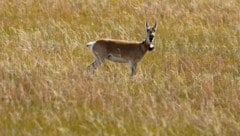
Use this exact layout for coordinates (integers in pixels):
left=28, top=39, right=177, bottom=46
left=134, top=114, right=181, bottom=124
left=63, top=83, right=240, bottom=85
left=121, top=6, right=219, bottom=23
left=87, top=41, right=96, bottom=47
left=150, top=44, right=155, bottom=48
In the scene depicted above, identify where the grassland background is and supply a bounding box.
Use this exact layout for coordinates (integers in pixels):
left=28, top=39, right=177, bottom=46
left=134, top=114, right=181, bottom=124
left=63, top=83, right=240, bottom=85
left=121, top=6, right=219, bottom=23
left=0, top=0, right=240, bottom=135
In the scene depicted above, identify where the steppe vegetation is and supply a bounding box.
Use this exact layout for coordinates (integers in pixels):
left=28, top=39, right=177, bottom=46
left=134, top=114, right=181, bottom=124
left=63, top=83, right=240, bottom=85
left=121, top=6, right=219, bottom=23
left=0, top=0, right=240, bottom=135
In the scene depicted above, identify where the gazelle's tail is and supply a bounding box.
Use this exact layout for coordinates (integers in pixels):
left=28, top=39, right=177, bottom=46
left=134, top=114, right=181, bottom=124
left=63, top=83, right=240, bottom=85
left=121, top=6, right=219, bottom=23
left=87, top=41, right=96, bottom=47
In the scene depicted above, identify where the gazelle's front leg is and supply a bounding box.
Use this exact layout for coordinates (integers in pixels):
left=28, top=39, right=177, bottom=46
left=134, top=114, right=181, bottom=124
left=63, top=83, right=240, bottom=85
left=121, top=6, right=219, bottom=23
left=129, top=61, right=137, bottom=76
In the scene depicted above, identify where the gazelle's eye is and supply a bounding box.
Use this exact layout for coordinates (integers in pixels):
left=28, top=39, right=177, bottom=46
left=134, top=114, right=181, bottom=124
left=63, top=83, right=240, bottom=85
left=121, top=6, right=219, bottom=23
left=147, top=29, right=150, bottom=32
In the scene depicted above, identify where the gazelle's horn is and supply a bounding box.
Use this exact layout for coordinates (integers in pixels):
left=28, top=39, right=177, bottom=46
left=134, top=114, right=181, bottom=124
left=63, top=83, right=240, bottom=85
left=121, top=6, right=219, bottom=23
left=153, top=21, right=157, bottom=30
left=145, top=21, right=149, bottom=29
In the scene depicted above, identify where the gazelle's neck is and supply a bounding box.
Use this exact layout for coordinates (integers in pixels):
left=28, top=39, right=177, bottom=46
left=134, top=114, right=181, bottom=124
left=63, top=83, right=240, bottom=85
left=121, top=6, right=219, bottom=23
left=141, top=39, right=154, bottom=52
left=145, top=38, right=152, bottom=45
left=142, top=39, right=152, bottom=45
left=140, top=40, right=149, bottom=52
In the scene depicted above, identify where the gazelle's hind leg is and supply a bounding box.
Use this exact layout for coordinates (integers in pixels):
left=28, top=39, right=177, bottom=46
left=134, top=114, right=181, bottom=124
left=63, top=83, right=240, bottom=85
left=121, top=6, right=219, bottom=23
left=87, top=45, right=108, bottom=74
left=87, top=58, right=104, bottom=74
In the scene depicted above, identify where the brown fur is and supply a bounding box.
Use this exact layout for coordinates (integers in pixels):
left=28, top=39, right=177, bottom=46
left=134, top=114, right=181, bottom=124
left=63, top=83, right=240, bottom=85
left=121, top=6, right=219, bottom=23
left=87, top=22, right=157, bottom=76
left=92, top=39, right=150, bottom=62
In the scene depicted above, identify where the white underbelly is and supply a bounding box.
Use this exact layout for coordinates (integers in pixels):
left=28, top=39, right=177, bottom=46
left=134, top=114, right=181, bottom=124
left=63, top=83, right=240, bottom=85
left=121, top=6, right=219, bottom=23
left=107, top=55, right=128, bottom=63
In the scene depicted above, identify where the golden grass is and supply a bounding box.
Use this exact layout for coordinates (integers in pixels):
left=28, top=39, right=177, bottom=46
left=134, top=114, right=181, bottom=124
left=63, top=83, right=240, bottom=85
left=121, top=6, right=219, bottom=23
left=0, top=0, right=240, bottom=135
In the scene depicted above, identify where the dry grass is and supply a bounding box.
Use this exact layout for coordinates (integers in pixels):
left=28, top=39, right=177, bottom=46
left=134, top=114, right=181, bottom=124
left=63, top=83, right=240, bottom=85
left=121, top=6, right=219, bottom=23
left=0, top=0, right=240, bottom=135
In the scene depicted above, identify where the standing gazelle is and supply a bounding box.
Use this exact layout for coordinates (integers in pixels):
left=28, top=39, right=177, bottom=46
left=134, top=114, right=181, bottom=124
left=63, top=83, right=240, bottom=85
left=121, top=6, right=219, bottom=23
left=87, top=21, right=157, bottom=76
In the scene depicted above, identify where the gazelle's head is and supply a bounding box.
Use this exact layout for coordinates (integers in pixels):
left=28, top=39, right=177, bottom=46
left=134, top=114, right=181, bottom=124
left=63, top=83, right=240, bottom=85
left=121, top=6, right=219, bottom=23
left=145, top=21, right=157, bottom=45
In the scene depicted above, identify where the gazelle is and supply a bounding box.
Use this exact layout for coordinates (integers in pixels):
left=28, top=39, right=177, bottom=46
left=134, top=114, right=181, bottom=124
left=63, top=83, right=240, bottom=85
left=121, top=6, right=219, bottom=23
left=86, top=21, right=157, bottom=76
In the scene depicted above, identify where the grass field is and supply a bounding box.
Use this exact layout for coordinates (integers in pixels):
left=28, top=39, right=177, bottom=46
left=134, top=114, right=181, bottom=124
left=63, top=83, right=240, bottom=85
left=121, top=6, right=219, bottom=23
left=0, top=0, right=240, bottom=135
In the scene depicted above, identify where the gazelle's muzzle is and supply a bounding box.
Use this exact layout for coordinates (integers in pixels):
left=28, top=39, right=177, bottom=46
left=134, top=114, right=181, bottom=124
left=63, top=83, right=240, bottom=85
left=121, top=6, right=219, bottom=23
left=149, top=35, right=154, bottom=42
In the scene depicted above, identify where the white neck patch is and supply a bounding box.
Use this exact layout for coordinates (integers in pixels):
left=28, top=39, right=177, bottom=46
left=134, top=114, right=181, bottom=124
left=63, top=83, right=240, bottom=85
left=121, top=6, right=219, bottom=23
left=150, top=44, right=155, bottom=49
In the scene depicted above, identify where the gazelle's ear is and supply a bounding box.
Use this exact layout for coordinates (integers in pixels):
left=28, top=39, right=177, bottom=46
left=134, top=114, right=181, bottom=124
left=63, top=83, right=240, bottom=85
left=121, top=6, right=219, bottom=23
left=152, top=21, right=158, bottom=31
left=145, top=21, right=149, bottom=30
